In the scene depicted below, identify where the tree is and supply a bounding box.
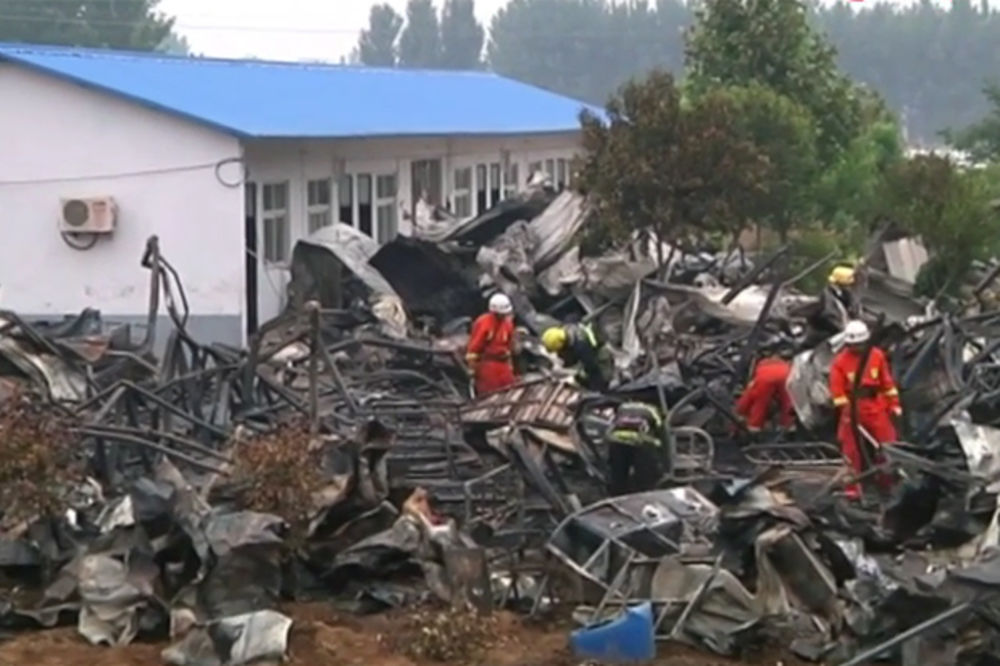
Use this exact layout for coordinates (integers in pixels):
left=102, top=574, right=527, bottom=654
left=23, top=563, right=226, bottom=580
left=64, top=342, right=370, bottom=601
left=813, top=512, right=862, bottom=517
left=577, top=70, right=771, bottom=255
left=685, top=0, right=863, bottom=164
left=880, top=155, right=1000, bottom=295
left=356, top=3, right=404, bottom=67
left=812, top=120, right=904, bottom=232
left=440, top=0, right=484, bottom=69
left=945, top=84, right=1000, bottom=163
left=0, top=0, right=178, bottom=51
left=398, top=0, right=442, bottom=68
left=488, top=0, right=690, bottom=104
left=707, top=84, right=820, bottom=240
left=158, top=32, right=191, bottom=55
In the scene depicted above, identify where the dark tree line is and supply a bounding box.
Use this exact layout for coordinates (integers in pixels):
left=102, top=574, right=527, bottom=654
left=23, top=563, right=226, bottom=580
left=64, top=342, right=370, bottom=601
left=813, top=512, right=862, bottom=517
left=480, top=0, right=1000, bottom=142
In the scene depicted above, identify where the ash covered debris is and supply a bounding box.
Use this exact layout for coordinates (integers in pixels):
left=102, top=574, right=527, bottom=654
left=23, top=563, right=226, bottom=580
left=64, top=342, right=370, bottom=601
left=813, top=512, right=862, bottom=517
left=3, top=194, right=1000, bottom=666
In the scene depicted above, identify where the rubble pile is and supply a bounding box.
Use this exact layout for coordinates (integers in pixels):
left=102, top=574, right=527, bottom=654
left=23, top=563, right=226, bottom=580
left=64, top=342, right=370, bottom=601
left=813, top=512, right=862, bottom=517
left=3, top=184, right=1000, bottom=665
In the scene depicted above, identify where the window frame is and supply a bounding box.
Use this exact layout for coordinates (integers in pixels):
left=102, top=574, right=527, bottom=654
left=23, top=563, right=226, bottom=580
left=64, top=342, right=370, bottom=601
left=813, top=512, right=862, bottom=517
left=306, top=178, right=332, bottom=234
left=375, top=172, right=398, bottom=243
left=261, top=181, right=290, bottom=264
left=452, top=166, right=473, bottom=218
left=503, top=162, right=519, bottom=199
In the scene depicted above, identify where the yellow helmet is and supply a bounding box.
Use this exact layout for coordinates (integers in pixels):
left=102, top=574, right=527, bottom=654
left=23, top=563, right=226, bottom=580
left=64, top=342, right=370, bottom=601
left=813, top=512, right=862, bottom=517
left=829, top=265, right=855, bottom=286
left=541, top=327, right=567, bottom=353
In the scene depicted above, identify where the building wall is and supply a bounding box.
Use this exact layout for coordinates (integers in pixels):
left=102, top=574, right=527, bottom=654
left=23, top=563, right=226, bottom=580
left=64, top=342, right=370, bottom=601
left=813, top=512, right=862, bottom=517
left=243, top=133, right=581, bottom=322
left=0, top=65, right=246, bottom=347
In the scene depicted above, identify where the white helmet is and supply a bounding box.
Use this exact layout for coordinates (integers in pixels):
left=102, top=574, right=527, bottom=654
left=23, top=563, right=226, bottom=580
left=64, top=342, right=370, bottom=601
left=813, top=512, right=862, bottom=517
left=844, top=319, right=870, bottom=345
left=488, top=292, right=513, bottom=315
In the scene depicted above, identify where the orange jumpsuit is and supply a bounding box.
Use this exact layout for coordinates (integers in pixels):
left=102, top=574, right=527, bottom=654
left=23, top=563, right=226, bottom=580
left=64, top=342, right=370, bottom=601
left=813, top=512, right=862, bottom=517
left=829, top=346, right=900, bottom=498
left=466, top=312, right=516, bottom=396
left=735, top=358, right=794, bottom=431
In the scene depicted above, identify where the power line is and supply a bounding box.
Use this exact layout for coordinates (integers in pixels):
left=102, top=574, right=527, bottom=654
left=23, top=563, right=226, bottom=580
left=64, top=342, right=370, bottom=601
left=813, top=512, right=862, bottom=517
left=0, top=157, right=244, bottom=186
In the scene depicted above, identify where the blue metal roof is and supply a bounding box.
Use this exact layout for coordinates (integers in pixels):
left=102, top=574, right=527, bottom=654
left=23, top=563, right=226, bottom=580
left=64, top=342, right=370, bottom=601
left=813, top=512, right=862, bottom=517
left=0, top=43, right=599, bottom=139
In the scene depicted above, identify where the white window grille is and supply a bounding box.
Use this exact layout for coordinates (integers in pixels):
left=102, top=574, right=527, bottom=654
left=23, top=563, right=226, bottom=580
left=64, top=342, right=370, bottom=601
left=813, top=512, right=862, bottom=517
left=453, top=167, right=472, bottom=218
left=375, top=173, right=398, bottom=242
left=261, top=182, right=289, bottom=263
left=306, top=179, right=332, bottom=233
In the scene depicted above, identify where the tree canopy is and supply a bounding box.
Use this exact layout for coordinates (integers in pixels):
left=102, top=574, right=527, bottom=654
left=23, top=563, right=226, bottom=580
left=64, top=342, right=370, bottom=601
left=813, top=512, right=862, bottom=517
left=577, top=70, right=772, bottom=253
left=398, top=0, right=442, bottom=68
left=685, top=0, right=863, bottom=164
left=354, top=0, right=485, bottom=69
left=440, top=0, right=484, bottom=68
left=0, top=0, right=179, bottom=50
left=356, top=4, right=404, bottom=67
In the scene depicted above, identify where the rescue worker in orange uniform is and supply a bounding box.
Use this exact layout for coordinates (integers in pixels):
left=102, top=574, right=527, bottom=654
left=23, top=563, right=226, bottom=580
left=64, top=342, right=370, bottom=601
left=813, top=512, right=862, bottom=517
left=735, top=352, right=794, bottom=438
left=829, top=320, right=902, bottom=500
left=466, top=293, right=517, bottom=396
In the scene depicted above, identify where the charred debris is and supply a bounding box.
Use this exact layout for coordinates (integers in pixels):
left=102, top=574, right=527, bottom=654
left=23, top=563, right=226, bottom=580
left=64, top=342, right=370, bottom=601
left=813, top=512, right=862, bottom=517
left=1, top=186, right=1000, bottom=665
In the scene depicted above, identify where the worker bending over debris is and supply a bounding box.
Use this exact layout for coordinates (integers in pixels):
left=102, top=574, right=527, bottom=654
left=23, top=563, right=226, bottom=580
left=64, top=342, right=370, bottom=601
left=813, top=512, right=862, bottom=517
left=829, top=319, right=902, bottom=500
left=735, top=351, right=794, bottom=439
left=466, top=293, right=517, bottom=396
left=541, top=322, right=614, bottom=392
left=606, top=401, right=665, bottom=495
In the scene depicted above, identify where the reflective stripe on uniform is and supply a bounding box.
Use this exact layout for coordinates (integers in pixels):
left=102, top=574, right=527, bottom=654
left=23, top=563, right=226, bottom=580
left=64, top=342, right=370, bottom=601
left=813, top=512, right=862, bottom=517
left=608, top=430, right=661, bottom=446
left=833, top=396, right=848, bottom=407
left=608, top=402, right=663, bottom=447
left=581, top=324, right=598, bottom=348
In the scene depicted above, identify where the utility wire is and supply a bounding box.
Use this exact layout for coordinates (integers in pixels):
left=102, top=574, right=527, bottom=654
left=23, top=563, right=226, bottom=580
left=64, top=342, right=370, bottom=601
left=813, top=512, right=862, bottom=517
left=0, top=157, right=244, bottom=186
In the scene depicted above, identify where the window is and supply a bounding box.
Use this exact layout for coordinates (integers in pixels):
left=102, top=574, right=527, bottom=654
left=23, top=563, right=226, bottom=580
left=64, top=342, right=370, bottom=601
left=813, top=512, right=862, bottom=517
left=411, top=159, right=443, bottom=209
left=475, top=164, right=488, bottom=214
left=503, top=163, right=519, bottom=199
left=545, top=159, right=555, bottom=180
left=307, top=179, right=332, bottom=233
left=262, top=183, right=289, bottom=263
left=489, top=163, right=501, bottom=207
left=556, top=159, right=568, bottom=191
left=358, top=174, right=373, bottom=237
left=528, top=161, right=542, bottom=177
left=453, top=167, right=472, bottom=218
left=375, top=174, right=398, bottom=242
left=338, top=175, right=354, bottom=226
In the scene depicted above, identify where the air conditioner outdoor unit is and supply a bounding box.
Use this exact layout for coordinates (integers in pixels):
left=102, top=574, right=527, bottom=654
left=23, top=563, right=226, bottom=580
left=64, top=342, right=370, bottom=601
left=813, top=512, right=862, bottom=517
left=59, top=196, right=117, bottom=234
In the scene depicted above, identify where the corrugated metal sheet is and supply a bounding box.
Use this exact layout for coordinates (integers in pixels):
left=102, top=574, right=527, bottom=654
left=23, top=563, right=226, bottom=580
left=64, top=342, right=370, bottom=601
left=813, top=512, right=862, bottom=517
left=0, top=43, right=599, bottom=138
left=882, top=237, right=929, bottom=285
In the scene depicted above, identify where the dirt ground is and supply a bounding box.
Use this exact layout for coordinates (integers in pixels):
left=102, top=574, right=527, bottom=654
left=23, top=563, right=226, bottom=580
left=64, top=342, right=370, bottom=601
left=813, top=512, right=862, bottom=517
left=0, top=603, right=807, bottom=666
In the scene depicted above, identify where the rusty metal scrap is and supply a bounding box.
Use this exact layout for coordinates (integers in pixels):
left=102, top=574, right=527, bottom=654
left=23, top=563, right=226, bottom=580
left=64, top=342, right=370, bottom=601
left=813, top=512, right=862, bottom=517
left=460, top=378, right=582, bottom=430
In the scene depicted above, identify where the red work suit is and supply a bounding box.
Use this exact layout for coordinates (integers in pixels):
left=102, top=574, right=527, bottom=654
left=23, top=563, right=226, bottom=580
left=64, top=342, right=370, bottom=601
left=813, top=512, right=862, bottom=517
left=735, top=358, right=794, bottom=432
left=829, top=346, right=901, bottom=499
left=466, top=312, right=516, bottom=396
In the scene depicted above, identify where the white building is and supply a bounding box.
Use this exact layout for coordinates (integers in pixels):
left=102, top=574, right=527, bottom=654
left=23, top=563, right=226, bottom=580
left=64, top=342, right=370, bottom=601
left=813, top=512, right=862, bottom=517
left=0, top=43, right=596, bottom=344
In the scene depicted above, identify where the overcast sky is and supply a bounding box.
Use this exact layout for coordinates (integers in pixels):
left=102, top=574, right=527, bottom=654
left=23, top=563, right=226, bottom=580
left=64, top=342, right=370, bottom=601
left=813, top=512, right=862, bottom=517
left=157, top=0, right=961, bottom=63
